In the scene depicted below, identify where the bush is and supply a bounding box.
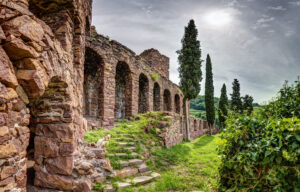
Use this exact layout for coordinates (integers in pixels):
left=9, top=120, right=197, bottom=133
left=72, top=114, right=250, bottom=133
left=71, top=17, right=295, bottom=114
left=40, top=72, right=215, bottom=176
left=218, top=79, right=300, bottom=192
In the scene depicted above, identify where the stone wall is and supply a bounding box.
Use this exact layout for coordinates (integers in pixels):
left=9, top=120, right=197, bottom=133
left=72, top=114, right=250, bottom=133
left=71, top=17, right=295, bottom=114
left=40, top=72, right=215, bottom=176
left=160, top=114, right=218, bottom=148
left=0, top=0, right=112, bottom=191
left=85, top=28, right=184, bottom=129
left=0, top=0, right=217, bottom=191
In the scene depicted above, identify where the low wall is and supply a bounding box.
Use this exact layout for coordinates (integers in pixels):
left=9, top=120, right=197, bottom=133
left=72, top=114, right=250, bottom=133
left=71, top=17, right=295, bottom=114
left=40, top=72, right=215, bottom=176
left=158, top=112, right=219, bottom=148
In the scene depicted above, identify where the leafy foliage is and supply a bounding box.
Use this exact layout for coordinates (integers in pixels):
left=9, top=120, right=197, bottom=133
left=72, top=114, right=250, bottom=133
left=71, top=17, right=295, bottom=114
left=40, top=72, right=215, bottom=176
left=218, top=79, right=300, bottom=192
left=230, top=79, right=243, bottom=112
left=151, top=72, right=160, bottom=81
left=205, top=54, right=215, bottom=128
left=177, top=19, right=202, bottom=100
left=218, top=84, right=228, bottom=128
left=242, top=94, right=254, bottom=115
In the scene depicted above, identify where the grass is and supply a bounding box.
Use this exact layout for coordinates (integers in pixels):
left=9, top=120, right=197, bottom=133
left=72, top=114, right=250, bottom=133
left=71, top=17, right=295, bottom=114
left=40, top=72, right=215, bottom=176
left=124, top=134, right=220, bottom=192
left=85, top=112, right=220, bottom=192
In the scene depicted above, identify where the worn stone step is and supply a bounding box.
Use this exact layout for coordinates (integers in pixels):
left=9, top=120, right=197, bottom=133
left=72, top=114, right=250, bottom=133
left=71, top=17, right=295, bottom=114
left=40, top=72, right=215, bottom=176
left=103, top=184, right=115, bottom=192
left=116, top=167, right=138, bottom=178
left=132, top=176, right=153, bottom=185
left=129, top=159, right=143, bottom=166
left=151, top=172, right=161, bottom=179
left=119, top=142, right=134, bottom=146
left=138, top=163, right=150, bottom=173
left=125, top=146, right=136, bottom=151
left=114, top=138, right=134, bottom=142
left=116, top=182, right=132, bottom=189
left=120, top=160, right=129, bottom=167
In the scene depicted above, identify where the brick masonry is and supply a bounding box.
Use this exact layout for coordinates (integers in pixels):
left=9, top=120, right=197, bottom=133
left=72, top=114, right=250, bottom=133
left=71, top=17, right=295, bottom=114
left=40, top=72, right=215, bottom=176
left=0, top=0, right=217, bottom=191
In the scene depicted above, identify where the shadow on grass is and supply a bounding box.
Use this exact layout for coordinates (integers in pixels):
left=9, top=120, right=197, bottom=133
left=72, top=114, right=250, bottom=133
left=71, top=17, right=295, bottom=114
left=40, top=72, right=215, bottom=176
left=193, top=135, right=215, bottom=148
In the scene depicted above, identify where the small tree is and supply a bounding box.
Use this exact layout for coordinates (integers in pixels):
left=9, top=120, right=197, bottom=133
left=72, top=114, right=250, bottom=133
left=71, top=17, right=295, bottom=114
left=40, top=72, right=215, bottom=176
left=205, top=54, right=215, bottom=134
left=218, top=84, right=228, bottom=129
left=177, top=19, right=202, bottom=140
left=242, top=94, right=254, bottom=115
left=230, top=79, right=243, bottom=112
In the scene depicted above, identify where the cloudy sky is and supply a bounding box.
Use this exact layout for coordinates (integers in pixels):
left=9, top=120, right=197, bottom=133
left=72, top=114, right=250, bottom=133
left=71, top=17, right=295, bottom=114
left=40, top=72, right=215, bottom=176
left=92, top=0, right=300, bottom=103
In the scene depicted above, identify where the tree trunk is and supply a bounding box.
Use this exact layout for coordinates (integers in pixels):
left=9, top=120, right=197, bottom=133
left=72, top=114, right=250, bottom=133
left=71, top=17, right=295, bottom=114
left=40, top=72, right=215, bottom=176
left=184, top=98, right=190, bottom=141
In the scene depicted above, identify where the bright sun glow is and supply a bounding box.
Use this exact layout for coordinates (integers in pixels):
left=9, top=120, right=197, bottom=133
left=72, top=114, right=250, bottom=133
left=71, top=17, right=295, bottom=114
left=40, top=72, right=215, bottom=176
left=205, top=10, right=232, bottom=27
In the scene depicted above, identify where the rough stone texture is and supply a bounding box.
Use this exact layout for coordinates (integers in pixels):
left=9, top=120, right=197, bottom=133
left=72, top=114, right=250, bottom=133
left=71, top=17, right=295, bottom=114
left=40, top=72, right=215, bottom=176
left=0, top=0, right=217, bottom=190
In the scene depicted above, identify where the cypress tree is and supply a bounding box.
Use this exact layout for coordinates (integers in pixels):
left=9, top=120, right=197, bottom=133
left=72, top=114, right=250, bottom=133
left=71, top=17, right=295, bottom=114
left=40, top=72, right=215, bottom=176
left=218, top=84, right=228, bottom=128
left=205, top=54, right=215, bottom=134
left=242, top=94, right=254, bottom=115
left=177, top=19, right=202, bottom=140
left=230, top=79, right=243, bottom=112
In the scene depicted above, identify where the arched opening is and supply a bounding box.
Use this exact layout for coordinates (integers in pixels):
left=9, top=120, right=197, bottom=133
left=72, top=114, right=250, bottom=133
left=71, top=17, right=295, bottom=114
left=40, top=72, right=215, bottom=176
left=138, top=73, right=149, bottom=113
left=28, top=77, right=74, bottom=189
left=163, top=89, right=171, bottom=111
left=83, top=47, right=104, bottom=120
left=194, top=119, right=197, bottom=131
left=115, top=62, right=132, bottom=120
left=175, top=94, right=180, bottom=114
left=153, top=82, right=161, bottom=111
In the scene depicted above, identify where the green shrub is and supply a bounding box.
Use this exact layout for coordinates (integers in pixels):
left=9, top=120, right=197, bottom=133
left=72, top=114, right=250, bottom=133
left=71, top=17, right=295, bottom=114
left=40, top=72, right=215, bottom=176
left=218, top=79, right=300, bottom=192
left=151, top=72, right=160, bottom=81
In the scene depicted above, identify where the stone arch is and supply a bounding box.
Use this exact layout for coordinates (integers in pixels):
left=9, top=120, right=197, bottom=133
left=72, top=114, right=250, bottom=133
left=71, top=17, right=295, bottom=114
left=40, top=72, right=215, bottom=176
left=174, top=94, right=180, bottom=114
left=163, top=89, right=171, bottom=111
left=138, top=73, right=149, bottom=114
left=153, top=82, right=161, bottom=111
left=83, top=47, right=104, bottom=120
left=115, top=61, right=132, bottom=119
left=28, top=76, right=74, bottom=189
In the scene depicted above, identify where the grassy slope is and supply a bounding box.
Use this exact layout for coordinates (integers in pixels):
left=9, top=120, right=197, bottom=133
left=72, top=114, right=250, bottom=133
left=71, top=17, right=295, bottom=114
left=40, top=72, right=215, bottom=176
left=125, top=135, right=220, bottom=192
left=85, top=113, right=220, bottom=192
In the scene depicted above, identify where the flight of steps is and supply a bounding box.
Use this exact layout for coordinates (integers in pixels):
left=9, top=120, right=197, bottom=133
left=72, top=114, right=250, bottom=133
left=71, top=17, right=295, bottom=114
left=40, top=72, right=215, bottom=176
left=102, top=132, right=161, bottom=192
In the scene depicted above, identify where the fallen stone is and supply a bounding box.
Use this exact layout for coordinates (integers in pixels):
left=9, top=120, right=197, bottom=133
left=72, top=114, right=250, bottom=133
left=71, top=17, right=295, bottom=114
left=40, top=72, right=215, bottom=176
left=132, top=176, right=153, bottom=185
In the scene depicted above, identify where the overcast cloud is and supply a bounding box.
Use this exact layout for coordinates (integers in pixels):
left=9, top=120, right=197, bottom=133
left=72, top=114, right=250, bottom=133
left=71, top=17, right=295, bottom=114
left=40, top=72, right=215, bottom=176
left=92, top=0, right=300, bottom=103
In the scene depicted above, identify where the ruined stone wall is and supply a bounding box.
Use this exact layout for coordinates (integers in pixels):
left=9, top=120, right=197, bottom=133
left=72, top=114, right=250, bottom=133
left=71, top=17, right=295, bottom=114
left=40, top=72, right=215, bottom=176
left=140, top=48, right=169, bottom=79
left=85, top=29, right=184, bottom=129
left=159, top=114, right=218, bottom=148
left=0, top=0, right=112, bottom=191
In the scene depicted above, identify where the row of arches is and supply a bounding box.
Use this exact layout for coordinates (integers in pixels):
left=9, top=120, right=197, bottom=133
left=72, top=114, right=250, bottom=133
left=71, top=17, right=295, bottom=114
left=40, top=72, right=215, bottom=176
left=83, top=48, right=182, bottom=122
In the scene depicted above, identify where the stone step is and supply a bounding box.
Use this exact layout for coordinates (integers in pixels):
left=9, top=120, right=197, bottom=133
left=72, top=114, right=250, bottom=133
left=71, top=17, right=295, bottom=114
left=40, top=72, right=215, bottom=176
left=120, top=159, right=143, bottom=167
left=110, top=146, right=137, bottom=153
left=103, top=184, right=114, bottom=192
left=132, top=176, right=153, bottom=185
left=116, top=167, right=138, bottom=178
left=128, top=159, right=143, bottom=166
left=138, top=163, right=150, bottom=173
left=118, top=142, right=135, bottom=146
left=117, top=182, right=132, bottom=189
left=114, top=138, right=134, bottom=142
left=125, top=146, right=136, bottom=151
left=107, top=152, right=138, bottom=159
left=151, top=172, right=161, bottom=179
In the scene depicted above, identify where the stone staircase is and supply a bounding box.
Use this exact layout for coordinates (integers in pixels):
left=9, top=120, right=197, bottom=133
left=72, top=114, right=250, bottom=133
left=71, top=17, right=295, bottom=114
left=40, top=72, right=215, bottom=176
left=101, top=132, right=161, bottom=192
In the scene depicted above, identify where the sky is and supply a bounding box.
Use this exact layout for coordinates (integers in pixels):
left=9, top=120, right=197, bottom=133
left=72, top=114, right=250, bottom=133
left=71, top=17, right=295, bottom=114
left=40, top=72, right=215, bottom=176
left=91, top=0, right=300, bottom=103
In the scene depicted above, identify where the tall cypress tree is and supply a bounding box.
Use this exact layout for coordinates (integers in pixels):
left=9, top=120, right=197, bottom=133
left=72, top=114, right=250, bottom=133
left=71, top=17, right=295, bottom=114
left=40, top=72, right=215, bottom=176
left=242, top=94, right=254, bottom=115
left=230, top=79, right=243, bottom=112
left=177, top=19, right=202, bottom=140
left=205, top=54, right=215, bottom=134
left=218, top=84, right=228, bottom=128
